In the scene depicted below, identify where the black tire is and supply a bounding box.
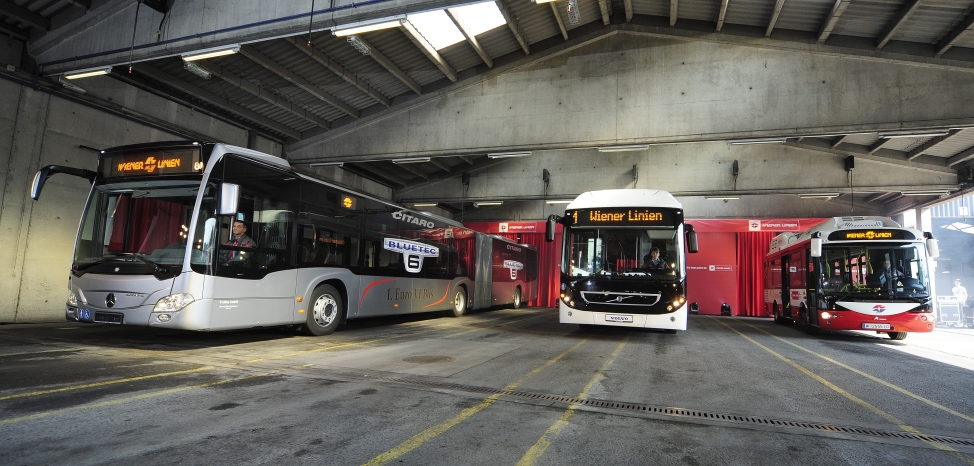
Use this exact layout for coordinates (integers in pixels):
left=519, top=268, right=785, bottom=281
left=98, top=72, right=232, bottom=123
left=449, top=286, right=467, bottom=317
left=512, top=287, right=522, bottom=309
left=302, top=285, right=342, bottom=336
left=800, top=309, right=819, bottom=335
left=888, top=332, right=907, bottom=340
left=772, top=303, right=785, bottom=325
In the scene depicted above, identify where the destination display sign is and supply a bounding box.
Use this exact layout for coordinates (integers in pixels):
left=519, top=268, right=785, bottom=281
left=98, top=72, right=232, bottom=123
left=567, top=208, right=680, bottom=227
left=101, top=149, right=203, bottom=178
left=827, top=229, right=914, bottom=241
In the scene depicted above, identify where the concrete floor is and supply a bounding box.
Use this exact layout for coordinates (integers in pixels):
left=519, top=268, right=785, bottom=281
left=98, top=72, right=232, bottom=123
left=1, top=309, right=973, bottom=465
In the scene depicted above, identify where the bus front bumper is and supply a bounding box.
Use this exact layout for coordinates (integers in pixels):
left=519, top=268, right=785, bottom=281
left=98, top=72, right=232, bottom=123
left=559, top=302, right=687, bottom=330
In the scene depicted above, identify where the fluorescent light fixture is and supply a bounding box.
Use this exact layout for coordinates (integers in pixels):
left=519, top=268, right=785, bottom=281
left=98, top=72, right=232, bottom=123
left=473, top=201, right=503, bottom=207
left=412, top=203, right=438, bottom=207
left=347, top=35, right=371, bottom=55
left=406, top=10, right=464, bottom=50
left=598, top=145, right=650, bottom=152
left=546, top=200, right=573, bottom=204
left=878, top=130, right=950, bottom=139
left=448, top=2, right=507, bottom=36
left=799, top=193, right=840, bottom=199
left=533, top=0, right=557, bottom=3
left=181, top=45, right=240, bottom=61
left=393, top=157, right=431, bottom=164
left=183, top=61, right=211, bottom=79
left=333, top=17, right=404, bottom=37
left=309, top=162, right=344, bottom=167
left=728, top=138, right=787, bottom=145
left=57, top=76, right=87, bottom=93
left=901, top=190, right=950, bottom=196
left=705, top=196, right=740, bottom=200
left=63, top=66, right=112, bottom=80
left=488, top=151, right=531, bottom=159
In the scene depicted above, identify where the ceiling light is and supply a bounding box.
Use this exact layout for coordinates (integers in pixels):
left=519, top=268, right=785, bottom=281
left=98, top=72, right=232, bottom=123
left=705, top=196, right=740, bottom=200
left=546, top=200, right=572, bottom=204
left=183, top=61, right=211, bottom=79
left=333, top=17, right=404, bottom=37
left=309, top=162, right=344, bottom=167
left=567, top=0, right=580, bottom=24
left=63, top=66, right=112, bottom=80
left=412, top=203, right=438, bottom=207
left=488, top=151, right=531, bottom=159
left=534, top=0, right=557, bottom=3
left=347, top=35, right=371, bottom=55
left=393, top=157, right=431, bottom=164
left=473, top=201, right=503, bottom=207
left=448, top=2, right=506, bottom=36
left=57, top=76, right=87, bottom=93
left=878, top=130, right=950, bottom=139
left=181, top=45, right=240, bottom=61
left=728, top=138, right=787, bottom=145
left=799, top=193, right=840, bottom=199
left=406, top=10, right=464, bottom=50
left=598, top=145, right=650, bottom=152
left=901, top=190, right=950, bottom=196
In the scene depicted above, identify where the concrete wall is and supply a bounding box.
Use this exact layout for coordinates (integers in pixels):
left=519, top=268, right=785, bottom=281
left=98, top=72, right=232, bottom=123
left=291, top=33, right=974, bottom=160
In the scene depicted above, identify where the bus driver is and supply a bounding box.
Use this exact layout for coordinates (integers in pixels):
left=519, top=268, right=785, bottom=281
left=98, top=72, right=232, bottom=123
left=225, top=220, right=256, bottom=262
left=643, top=248, right=670, bottom=270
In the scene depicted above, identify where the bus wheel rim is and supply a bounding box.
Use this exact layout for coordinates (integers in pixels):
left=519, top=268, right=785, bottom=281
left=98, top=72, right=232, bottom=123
left=454, top=292, right=464, bottom=311
left=314, top=294, right=337, bottom=327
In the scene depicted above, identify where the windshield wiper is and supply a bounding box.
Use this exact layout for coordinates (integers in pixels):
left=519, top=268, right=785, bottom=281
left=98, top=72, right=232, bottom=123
left=120, top=253, right=169, bottom=274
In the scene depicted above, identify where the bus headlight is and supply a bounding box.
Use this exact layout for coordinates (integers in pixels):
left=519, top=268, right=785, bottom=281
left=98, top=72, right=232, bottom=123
left=152, top=293, right=195, bottom=313
left=67, top=289, right=78, bottom=307
left=672, top=297, right=686, bottom=309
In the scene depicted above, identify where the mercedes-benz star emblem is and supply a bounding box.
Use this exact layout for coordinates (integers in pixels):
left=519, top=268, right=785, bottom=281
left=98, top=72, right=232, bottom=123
left=106, top=293, right=116, bottom=308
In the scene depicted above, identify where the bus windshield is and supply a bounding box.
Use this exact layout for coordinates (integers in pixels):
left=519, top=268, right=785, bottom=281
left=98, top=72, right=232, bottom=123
left=821, top=244, right=930, bottom=299
left=564, top=227, right=683, bottom=279
left=74, top=179, right=206, bottom=273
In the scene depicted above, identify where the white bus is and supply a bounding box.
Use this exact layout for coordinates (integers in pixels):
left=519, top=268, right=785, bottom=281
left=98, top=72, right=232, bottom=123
left=546, top=189, right=698, bottom=331
left=31, top=142, right=537, bottom=335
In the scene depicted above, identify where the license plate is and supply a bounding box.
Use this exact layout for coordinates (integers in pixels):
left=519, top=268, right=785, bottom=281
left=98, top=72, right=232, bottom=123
left=862, top=323, right=891, bottom=330
left=605, top=314, right=633, bottom=323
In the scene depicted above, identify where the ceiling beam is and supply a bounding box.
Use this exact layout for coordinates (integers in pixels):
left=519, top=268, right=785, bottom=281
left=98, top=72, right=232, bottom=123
left=906, top=129, right=962, bottom=160
left=496, top=0, right=529, bottom=55
left=623, top=0, right=633, bottom=22
left=947, top=146, right=974, bottom=167
left=284, top=37, right=391, bottom=107
left=865, top=192, right=897, bottom=203
left=428, top=158, right=452, bottom=173
left=765, top=0, right=786, bottom=38
left=598, top=0, right=610, bottom=26
left=447, top=9, right=494, bottom=67
left=359, top=162, right=415, bottom=185
left=0, top=0, right=50, bottom=31
left=134, top=64, right=302, bottom=140
left=240, top=46, right=360, bottom=119
left=349, top=35, right=422, bottom=95
left=65, top=0, right=90, bottom=9
left=936, top=7, right=974, bottom=56
left=400, top=20, right=458, bottom=82
left=550, top=2, right=568, bottom=40
left=716, top=0, right=729, bottom=32
left=670, top=0, right=678, bottom=26
left=343, top=163, right=407, bottom=188
left=867, top=137, right=893, bottom=154
left=0, top=23, right=28, bottom=41
left=830, top=134, right=849, bottom=148
left=390, top=161, right=430, bottom=180
left=876, top=0, right=922, bottom=50
left=817, top=0, right=851, bottom=43
left=195, top=62, right=329, bottom=130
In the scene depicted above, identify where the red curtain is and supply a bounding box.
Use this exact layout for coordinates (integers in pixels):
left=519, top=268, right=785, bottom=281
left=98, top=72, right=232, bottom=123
left=106, top=194, right=183, bottom=254
left=494, top=230, right=562, bottom=308
left=736, top=231, right=775, bottom=316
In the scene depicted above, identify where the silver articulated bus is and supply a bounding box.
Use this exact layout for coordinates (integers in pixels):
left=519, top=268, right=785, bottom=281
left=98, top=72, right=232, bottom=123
left=546, top=189, right=698, bottom=331
left=31, top=142, right=537, bottom=335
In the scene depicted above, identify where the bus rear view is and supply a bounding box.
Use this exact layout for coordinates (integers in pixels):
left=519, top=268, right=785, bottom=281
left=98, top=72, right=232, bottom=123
left=546, top=189, right=698, bottom=331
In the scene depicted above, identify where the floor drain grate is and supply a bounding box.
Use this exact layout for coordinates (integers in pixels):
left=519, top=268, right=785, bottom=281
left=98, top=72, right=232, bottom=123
left=378, top=376, right=974, bottom=448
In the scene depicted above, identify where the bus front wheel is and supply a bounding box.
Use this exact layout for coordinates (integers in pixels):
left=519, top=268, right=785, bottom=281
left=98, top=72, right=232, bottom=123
left=303, top=285, right=342, bottom=336
left=450, top=287, right=467, bottom=317
left=512, top=287, right=522, bottom=309
left=888, top=332, right=907, bottom=340
left=800, top=310, right=819, bottom=335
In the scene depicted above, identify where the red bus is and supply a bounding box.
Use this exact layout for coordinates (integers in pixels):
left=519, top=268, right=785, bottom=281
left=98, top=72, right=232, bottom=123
left=765, top=216, right=939, bottom=340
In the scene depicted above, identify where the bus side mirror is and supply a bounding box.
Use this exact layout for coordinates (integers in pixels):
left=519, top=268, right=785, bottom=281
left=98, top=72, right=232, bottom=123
left=926, top=237, right=939, bottom=259
left=686, top=224, right=698, bottom=253
left=219, top=183, right=240, bottom=215
left=30, top=167, right=52, bottom=200
left=29, top=165, right=97, bottom=200
left=545, top=215, right=557, bottom=243
left=810, top=238, right=822, bottom=258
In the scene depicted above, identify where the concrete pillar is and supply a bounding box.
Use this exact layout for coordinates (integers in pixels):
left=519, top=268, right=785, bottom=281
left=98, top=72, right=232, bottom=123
left=0, top=85, right=50, bottom=322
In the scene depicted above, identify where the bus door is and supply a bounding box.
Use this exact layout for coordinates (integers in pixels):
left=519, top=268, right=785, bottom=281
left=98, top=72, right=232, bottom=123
left=781, top=256, right=792, bottom=319
left=806, top=250, right=819, bottom=327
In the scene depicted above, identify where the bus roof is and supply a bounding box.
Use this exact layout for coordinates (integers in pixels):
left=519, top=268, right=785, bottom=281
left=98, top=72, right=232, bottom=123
left=566, top=189, right=682, bottom=210
left=767, top=216, right=923, bottom=255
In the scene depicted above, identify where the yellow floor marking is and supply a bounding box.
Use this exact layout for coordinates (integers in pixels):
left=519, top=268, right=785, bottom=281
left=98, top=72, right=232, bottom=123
left=0, top=348, right=79, bottom=358
left=362, top=338, right=591, bottom=466
left=736, top=318, right=974, bottom=425
left=0, top=365, right=312, bottom=427
left=713, top=317, right=974, bottom=465
left=0, top=367, right=213, bottom=402
left=517, top=336, right=630, bottom=466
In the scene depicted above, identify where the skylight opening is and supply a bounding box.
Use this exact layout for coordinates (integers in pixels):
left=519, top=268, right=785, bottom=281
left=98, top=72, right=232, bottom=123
left=448, top=2, right=507, bottom=36
left=406, top=10, right=465, bottom=50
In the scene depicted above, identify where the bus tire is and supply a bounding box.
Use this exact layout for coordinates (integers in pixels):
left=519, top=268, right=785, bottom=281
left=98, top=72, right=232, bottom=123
left=800, top=310, right=819, bottom=335
left=303, top=285, right=342, bottom=336
left=772, top=303, right=784, bottom=325
left=512, top=287, right=522, bottom=309
left=888, top=332, right=907, bottom=340
left=450, top=286, right=467, bottom=317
